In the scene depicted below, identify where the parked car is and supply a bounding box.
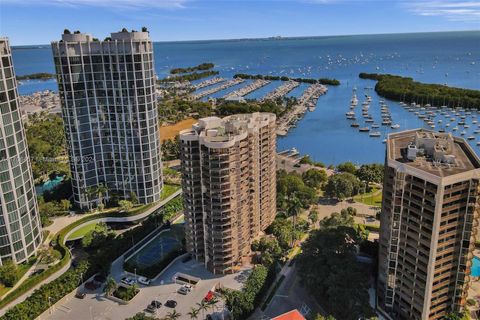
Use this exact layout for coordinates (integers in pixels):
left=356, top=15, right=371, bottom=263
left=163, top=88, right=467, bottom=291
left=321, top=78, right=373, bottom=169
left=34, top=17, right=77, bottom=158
left=146, top=300, right=162, bottom=313
left=121, top=277, right=135, bottom=286
left=183, top=284, right=193, bottom=291
left=75, top=291, right=86, bottom=299
left=165, top=300, right=177, bottom=308
left=138, top=276, right=151, bottom=286
left=177, top=286, right=189, bottom=295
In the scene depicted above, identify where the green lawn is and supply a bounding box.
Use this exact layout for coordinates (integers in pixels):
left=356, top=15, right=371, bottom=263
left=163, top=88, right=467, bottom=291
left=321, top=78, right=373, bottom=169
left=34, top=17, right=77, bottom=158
left=161, top=184, right=180, bottom=201
left=66, top=222, right=98, bottom=241
left=353, top=187, right=382, bottom=207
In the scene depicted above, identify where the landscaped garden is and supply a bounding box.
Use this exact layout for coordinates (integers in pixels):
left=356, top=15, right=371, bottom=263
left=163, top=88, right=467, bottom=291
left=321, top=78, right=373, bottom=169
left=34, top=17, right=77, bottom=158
left=112, top=285, right=139, bottom=302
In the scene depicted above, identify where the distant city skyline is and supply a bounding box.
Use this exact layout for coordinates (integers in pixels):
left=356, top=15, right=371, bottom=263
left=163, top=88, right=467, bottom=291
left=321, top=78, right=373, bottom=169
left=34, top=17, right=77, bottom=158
left=1, top=0, right=479, bottom=45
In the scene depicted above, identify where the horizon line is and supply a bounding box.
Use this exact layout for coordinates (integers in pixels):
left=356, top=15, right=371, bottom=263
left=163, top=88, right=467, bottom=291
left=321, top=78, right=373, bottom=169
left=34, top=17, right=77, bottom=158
left=8, top=29, right=480, bottom=47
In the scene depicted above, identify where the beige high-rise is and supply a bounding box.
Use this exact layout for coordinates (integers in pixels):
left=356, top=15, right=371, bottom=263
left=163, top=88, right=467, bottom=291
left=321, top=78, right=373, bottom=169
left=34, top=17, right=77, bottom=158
left=179, top=113, right=276, bottom=274
left=378, top=129, right=480, bottom=320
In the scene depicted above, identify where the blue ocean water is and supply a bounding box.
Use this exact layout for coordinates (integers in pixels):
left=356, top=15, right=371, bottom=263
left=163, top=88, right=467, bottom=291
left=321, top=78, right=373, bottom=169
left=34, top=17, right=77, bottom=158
left=11, top=31, right=480, bottom=164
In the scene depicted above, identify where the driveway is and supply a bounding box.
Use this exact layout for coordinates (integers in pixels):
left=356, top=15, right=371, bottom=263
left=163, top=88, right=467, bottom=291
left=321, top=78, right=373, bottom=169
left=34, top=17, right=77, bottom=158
left=45, top=259, right=249, bottom=320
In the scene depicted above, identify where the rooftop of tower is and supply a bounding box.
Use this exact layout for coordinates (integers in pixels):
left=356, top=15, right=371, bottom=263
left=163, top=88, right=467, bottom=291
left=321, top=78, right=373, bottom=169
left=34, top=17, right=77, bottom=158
left=179, top=112, right=275, bottom=145
left=387, top=128, right=480, bottom=177
left=53, top=29, right=150, bottom=43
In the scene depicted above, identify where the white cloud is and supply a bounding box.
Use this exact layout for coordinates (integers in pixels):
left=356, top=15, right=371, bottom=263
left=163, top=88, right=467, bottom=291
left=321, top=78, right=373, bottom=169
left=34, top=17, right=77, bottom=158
left=0, top=0, right=189, bottom=9
left=405, top=0, right=480, bottom=22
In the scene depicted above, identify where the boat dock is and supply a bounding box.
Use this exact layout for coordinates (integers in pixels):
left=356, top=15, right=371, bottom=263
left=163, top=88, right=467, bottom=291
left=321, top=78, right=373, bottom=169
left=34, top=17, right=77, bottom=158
left=192, top=77, right=226, bottom=90
left=223, top=79, right=271, bottom=99
left=276, top=84, right=328, bottom=136
left=261, top=80, right=299, bottom=101
left=190, top=78, right=245, bottom=100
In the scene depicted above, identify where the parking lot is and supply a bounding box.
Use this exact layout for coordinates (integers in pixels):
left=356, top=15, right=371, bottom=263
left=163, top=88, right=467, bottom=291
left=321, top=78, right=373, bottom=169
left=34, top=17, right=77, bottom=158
left=46, top=257, right=248, bottom=320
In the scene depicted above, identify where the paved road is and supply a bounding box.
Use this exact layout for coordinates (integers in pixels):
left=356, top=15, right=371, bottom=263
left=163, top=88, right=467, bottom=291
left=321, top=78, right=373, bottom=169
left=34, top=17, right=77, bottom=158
left=263, top=264, right=323, bottom=319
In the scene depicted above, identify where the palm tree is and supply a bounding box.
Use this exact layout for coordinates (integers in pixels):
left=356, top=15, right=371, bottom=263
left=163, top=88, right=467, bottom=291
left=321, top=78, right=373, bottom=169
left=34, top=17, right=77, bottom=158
left=103, top=277, right=117, bottom=296
left=187, top=307, right=199, bottom=319
left=196, top=301, right=209, bottom=319
left=96, top=183, right=109, bottom=207
left=166, top=309, right=181, bottom=320
left=207, top=298, right=219, bottom=313
left=287, top=195, right=302, bottom=246
left=85, top=186, right=97, bottom=210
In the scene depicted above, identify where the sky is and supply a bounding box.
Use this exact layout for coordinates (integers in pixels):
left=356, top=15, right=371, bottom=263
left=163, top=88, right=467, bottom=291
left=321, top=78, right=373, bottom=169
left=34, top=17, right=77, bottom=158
left=0, top=0, right=479, bottom=45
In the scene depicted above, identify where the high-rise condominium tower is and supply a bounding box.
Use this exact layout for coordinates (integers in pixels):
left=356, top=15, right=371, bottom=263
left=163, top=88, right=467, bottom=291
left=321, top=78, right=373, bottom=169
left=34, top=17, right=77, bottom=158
left=180, top=113, right=277, bottom=274
left=0, top=38, right=42, bottom=265
left=51, top=30, right=162, bottom=209
left=378, top=129, right=480, bottom=320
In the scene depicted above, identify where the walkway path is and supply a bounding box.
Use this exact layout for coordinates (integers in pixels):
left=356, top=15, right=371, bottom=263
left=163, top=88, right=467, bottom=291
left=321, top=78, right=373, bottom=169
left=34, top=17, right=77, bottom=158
left=0, top=189, right=182, bottom=316
left=45, top=188, right=182, bottom=235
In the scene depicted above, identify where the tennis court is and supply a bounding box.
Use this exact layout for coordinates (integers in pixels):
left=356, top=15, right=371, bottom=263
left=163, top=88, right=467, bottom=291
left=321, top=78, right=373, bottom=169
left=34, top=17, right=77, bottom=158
left=127, top=227, right=182, bottom=268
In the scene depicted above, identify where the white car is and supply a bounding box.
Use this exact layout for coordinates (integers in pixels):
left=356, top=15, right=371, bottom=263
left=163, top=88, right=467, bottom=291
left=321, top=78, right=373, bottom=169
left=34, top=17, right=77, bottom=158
left=183, top=284, right=193, bottom=291
left=121, top=277, right=135, bottom=286
left=138, top=276, right=151, bottom=286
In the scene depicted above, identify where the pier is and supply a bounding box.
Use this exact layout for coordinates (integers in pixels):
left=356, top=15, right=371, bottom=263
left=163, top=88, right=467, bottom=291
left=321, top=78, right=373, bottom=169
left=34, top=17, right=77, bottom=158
left=276, top=84, right=328, bottom=136
left=190, top=78, right=245, bottom=100
left=261, top=80, right=299, bottom=101
left=223, top=79, right=271, bottom=99
left=192, top=77, right=226, bottom=90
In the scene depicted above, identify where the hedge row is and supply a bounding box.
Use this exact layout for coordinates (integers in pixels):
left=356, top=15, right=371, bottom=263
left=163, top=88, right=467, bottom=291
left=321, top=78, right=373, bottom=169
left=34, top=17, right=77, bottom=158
left=1, top=261, right=90, bottom=320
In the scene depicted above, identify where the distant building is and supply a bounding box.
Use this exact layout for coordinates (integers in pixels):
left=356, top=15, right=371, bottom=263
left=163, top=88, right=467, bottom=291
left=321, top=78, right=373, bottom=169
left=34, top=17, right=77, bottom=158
left=0, top=38, right=42, bottom=265
left=51, top=30, right=163, bottom=209
left=377, top=129, right=480, bottom=319
left=179, top=113, right=277, bottom=274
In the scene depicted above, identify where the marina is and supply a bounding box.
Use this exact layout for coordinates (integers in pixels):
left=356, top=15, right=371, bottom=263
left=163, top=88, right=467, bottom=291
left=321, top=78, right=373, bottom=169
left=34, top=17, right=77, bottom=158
left=190, top=78, right=245, bottom=99
left=276, top=83, right=328, bottom=136
left=11, top=32, right=480, bottom=164
left=261, top=80, right=300, bottom=101
left=223, top=79, right=271, bottom=99
left=192, top=77, right=226, bottom=90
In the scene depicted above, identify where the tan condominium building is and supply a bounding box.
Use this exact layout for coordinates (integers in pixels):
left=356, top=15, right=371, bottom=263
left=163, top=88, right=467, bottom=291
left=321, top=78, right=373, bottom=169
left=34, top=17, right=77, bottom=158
left=179, top=113, right=277, bottom=274
left=377, top=129, right=480, bottom=320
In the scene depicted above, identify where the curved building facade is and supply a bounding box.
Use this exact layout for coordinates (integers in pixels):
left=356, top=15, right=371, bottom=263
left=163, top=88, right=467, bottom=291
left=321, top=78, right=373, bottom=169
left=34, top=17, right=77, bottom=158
left=0, top=38, right=42, bottom=265
left=180, top=113, right=277, bottom=274
left=51, top=31, right=163, bottom=209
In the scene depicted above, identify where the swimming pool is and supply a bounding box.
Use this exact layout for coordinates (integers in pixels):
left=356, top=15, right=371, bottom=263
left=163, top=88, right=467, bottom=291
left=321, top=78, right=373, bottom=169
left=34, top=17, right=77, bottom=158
left=472, top=256, right=480, bottom=277
left=35, top=175, right=65, bottom=195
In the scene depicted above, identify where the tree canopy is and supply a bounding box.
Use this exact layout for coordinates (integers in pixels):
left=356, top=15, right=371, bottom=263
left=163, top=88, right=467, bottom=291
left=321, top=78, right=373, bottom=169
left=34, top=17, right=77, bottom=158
left=297, top=211, right=375, bottom=320
left=356, top=163, right=384, bottom=184
left=324, top=172, right=362, bottom=200
left=359, top=73, right=480, bottom=109
left=302, top=169, right=328, bottom=189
